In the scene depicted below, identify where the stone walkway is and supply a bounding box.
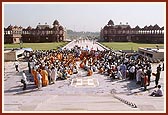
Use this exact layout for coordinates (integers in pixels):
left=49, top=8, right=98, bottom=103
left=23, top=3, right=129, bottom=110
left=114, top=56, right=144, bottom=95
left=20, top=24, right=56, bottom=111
left=62, top=39, right=105, bottom=51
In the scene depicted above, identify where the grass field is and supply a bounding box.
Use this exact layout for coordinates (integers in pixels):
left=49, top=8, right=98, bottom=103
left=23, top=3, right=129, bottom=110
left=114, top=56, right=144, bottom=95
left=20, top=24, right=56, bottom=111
left=100, top=42, right=164, bottom=51
left=4, top=42, right=68, bottom=50
left=4, top=42, right=164, bottom=51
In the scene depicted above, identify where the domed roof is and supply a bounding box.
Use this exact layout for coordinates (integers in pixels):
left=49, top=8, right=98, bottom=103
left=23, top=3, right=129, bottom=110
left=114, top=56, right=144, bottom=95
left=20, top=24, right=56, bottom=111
left=143, top=25, right=148, bottom=30
left=148, top=25, right=153, bottom=30
left=134, top=25, right=140, bottom=30
left=107, top=20, right=114, bottom=26
left=19, top=26, right=22, bottom=29
left=161, top=26, right=164, bottom=30
left=126, top=25, right=131, bottom=29
left=53, top=20, right=59, bottom=26
left=7, top=25, right=13, bottom=29
left=59, top=26, right=63, bottom=30
left=14, top=25, right=18, bottom=28
left=36, top=26, right=40, bottom=29
left=27, top=26, right=32, bottom=30
left=153, top=24, right=160, bottom=30
left=103, top=25, right=109, bottom=29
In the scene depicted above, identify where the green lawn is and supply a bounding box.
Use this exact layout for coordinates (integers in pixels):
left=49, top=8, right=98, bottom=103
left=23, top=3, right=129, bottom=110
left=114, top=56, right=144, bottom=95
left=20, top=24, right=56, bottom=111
left=4, top=42, right=164, bottom=51
left=100, top=42, right=164, bottom=51
left=4, top=42, right=68, bottom=50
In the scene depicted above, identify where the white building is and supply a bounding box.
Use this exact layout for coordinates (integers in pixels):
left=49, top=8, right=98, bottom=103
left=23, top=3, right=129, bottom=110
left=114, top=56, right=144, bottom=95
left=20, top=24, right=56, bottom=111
left=4, top=48, right=32, bottom=61
left=138, top=47, right=164, bottom=60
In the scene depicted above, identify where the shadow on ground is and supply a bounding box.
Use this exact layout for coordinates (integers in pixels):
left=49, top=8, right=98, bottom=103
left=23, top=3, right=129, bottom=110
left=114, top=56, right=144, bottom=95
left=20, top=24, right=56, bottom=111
left=4, top=84, right=37, bottom=95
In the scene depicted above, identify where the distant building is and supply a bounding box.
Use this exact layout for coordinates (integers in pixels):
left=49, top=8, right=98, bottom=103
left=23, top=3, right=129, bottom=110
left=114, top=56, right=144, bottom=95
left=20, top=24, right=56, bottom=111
left=100, top=20, right=164, bottom=43
left=4, top=25, right=22, bottom=44
left=4, top=20, right=66, bottom=44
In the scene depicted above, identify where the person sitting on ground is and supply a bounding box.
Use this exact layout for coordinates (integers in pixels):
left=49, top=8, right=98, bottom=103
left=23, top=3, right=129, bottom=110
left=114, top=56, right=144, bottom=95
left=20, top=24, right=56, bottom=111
left=87, top=67, right=93, bottom=76
left=80, top=62, right=85, bottom=69
left=149, top=85, right=163, bottom=97
left=85, top=45, right=89, bottom=51
left=110, top=70, right=115, bottom=80
left=99, top=66, right=104, bottom=74
left=73, top=66, right=78, bottom=74
left=62, top=70, right=68, bottom=80
left=92, top=64, right=97, bottom=72
left=56, top=70, right=66, bottom=81
left=117, top=69, right=122, bottom=80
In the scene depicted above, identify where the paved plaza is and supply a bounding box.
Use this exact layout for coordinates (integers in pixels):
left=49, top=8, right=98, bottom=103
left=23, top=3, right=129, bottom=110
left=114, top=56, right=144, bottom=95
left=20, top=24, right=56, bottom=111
left=3, top=40, right=165, bottom=112
left=62, top=39, right=106, bottom=51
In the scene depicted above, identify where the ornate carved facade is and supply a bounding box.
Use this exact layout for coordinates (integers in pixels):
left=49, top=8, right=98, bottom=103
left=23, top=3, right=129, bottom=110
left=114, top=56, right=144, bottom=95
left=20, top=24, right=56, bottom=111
left=4, top=20, right=66, bottom=44
left=4, top=25, right=22, bottom=44
left=100, top=20, right=164, bottom=43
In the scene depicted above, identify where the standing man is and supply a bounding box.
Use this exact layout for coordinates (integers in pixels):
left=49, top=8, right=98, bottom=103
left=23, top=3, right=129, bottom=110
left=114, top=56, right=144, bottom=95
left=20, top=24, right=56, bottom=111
left=120, top=63, right=127, bottom=80
left=162, top=62, right=164, bottom=71
left=21, top=71, right=28, bottom=90
left=51, top=67, right=57, bottom=84
left=146, top=67, right=152, bottom=86
left=155, top=64, right=162, bottom=88
left=14, top=60, right=19, bottom=72
left=47, top=66, right=52, bottom=85
left=139, top=67, right=146, bottom=91
left=28, top=60, right=31, bottom=73
left=129, top=64, right=135, bottom=80
left=136, top=67, right=141, bottom=85
left=37, top=70, right=42, bottom=89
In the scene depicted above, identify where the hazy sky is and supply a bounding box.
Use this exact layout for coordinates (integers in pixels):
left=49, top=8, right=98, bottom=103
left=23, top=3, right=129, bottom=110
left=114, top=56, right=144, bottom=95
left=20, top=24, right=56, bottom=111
left=3, top=2, right=165, bottom=32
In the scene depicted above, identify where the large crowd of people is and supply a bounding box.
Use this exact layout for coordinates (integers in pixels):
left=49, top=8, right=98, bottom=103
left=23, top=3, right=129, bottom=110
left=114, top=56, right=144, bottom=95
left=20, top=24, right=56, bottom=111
left=19, top=43, right=163, bottom=95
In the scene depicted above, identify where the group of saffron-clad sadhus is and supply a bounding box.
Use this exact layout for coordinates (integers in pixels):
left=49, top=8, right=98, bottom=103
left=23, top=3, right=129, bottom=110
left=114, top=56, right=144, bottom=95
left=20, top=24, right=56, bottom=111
left=27, top=45, right=163, bottom=91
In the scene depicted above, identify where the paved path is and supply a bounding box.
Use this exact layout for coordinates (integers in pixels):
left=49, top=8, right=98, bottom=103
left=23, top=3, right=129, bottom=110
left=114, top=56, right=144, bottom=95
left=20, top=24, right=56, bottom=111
left=3, top=40, right=165, bottom=112
left=62, top=39, right=106, bottom=51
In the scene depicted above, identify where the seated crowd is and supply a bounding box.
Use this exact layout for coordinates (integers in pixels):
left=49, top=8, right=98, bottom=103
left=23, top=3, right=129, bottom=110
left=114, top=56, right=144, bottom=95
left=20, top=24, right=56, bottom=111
left=22, top=45, right=163, bottom=93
